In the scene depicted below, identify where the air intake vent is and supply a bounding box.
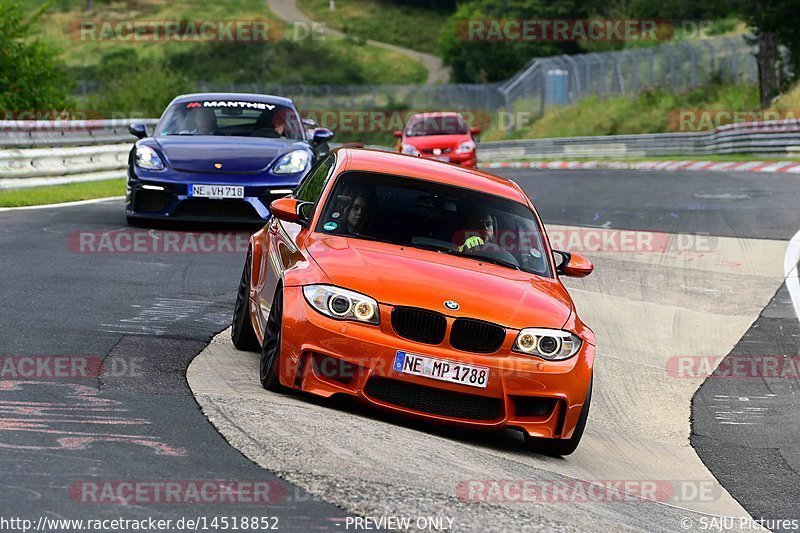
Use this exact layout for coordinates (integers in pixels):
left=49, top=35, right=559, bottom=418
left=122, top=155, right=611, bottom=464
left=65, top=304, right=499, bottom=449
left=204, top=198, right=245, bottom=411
left=365, top=377, right=502, bottom=421
left=450, top=318, right=505, bottom=353
left=391, top=307, right=446, bottom=345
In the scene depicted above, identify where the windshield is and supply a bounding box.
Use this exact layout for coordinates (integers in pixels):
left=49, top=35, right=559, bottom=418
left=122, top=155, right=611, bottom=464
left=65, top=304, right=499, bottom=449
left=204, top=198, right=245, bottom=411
left=315, top=171, right=552, bottom=277
left=405, top=114, right=468, bottom=137
left=155, top=99, right=304, bottom=140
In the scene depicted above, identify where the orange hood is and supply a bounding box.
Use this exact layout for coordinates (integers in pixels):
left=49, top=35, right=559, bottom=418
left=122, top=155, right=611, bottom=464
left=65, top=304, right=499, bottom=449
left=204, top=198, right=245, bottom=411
left=305, top=236, right=573, bottom=331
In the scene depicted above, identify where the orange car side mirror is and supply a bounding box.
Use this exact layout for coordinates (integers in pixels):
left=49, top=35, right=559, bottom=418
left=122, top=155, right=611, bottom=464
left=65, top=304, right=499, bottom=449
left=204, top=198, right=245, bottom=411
left=471, top=127, right=481, bottom=135
left=270, top=197, right=307, bottom=224
left=393, top=130, right=403, bottom=138
left=554, top=251, right=593, bottom=278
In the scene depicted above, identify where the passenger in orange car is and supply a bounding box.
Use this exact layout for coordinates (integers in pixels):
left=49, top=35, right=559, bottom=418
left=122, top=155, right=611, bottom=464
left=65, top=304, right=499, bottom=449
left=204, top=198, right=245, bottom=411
left=457, top=210, right=495, bottom=252
left=326, top=187, right=372, bottom=236
left=345, top=193, right=370, bottom=234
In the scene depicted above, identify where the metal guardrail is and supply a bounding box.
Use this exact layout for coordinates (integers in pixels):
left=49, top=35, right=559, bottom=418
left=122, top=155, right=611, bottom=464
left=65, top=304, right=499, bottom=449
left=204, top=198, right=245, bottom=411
left=0, top=120, right=158, bottom=190
left=0, top=119, right=392, bottom=190
left=3, top=117, right=799, bottom=190
left=478, top=119, right=800, bottom=161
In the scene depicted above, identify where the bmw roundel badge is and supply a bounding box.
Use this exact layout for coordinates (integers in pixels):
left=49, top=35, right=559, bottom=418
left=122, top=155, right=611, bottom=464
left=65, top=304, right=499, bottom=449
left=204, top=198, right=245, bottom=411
left=444, top=300, right=460, bottom=310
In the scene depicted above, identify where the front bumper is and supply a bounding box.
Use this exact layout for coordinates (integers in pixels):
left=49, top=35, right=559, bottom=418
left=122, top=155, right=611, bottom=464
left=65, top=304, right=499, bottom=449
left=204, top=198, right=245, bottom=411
left=126, top=167, right=301, bottom=223
left=276, top=287, right=594, bottom=440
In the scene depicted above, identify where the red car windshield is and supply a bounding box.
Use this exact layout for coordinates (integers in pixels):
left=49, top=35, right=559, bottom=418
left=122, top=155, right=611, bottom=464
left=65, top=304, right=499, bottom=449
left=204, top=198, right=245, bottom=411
left=405, top=115, right=468, bottom=137
left=316, top=171, right=552, bottom=277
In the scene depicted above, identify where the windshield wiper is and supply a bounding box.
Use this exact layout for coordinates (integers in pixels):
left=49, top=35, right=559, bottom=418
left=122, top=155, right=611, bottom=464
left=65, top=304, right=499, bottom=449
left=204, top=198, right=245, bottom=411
left=410, top=242, right=456, bottom=254
left=411, top=240, right=521, bottom=271
left=462, top=253, right=521, bottom=271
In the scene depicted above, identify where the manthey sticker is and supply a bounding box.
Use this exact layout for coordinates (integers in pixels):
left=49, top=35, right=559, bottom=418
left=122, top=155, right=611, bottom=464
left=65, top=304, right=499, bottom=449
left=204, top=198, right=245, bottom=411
left=186, top=101, right=276, bottom=110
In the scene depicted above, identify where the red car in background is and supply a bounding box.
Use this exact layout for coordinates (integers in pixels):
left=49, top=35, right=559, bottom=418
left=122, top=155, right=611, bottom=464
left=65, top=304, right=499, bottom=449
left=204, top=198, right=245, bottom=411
left=394, top=112, right=479, bottom=167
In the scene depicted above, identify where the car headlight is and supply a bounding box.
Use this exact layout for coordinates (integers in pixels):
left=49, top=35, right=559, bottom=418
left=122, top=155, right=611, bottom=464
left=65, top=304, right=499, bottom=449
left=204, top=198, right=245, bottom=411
left=401, top=144, right=420, bottom=157
left=135, top=145, right=164, bottom=170
left=513, top=328, right=581, bottom=360
left=303, top=285, right=379, bottom=325
left=273, top=150, right=310, bottom=174
left=455, top=140, right=476, bottom=154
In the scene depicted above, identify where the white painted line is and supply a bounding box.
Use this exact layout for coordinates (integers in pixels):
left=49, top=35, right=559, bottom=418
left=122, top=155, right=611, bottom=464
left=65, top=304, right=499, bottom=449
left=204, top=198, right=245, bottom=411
left=0, top=196, right=124, bottom=212
left=784, top=228, right=800, bottom=321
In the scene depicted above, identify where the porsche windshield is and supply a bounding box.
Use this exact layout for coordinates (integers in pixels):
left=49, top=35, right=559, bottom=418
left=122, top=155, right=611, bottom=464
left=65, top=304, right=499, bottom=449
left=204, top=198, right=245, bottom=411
left=405, top=115, right=468, bottom=136
left=316, top=171, right=551, bottom=277
left=156, top=100, right=304, bottom=140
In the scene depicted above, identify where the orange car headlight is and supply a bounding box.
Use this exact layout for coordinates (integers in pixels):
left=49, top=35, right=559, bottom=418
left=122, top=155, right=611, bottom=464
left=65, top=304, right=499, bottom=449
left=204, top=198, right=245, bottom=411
left=303, top=285, right=380, bottom=325
left=513, top=328, right=581, bottom=360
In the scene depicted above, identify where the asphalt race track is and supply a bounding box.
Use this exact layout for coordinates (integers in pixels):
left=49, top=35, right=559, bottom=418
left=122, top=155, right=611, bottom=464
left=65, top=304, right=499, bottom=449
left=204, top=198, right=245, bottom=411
left=2, top=168, right=799, bottom=531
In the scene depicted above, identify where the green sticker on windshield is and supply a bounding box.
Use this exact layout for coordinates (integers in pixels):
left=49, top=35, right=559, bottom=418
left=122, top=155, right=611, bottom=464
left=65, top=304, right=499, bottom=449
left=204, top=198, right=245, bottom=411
left=323, top=221, right=338, bottom=231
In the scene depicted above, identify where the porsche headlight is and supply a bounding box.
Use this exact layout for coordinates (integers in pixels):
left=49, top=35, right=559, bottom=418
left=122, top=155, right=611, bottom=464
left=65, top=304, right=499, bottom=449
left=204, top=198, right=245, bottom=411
left=303, top=285, right=379, bottom=325
left=455, top=140, right=476, bottom=154
left=273, top=150, right=310, bottom=174
left=135, top=145, right=164, bottom=170
left=513, top=328, right=581, bottom=360
left=400, top=144, right=420, bottom=157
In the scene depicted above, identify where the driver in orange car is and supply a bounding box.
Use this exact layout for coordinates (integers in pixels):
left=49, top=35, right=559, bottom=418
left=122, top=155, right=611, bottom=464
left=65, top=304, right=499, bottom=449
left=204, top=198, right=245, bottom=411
left=457, top=210, right=495, bottom=252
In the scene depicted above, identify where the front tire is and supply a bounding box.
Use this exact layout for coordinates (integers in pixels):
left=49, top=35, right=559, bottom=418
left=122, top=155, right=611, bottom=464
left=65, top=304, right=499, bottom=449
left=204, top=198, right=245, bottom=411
left=259, top=288, right=284, bottom=391
left=231, top=252, right=260, bottom=352
left=525, top=375, right=592, bottom=456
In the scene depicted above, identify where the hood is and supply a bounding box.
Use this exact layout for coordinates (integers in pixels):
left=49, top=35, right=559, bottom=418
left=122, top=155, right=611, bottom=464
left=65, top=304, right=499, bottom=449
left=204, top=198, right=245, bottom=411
left=153, top=136, right=302, bottom=174
left=306, top=236, right=573, bottom=330
left=403, top=133, right=471, bottom=152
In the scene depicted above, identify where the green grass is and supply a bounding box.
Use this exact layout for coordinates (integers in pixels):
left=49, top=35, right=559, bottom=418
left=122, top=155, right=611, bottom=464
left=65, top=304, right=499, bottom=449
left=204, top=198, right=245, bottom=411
left=36, top=0, right=426, bottom=89
left=481, top=83, right=760, bottom=141
left=297, top=0, right=452, bottom=55
left=0, top=179, right=124, bottom=207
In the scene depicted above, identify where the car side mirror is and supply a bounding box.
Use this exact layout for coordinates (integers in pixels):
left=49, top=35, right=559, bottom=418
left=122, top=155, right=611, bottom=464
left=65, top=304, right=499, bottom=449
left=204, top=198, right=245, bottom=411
left=393, top=130, right=403, bottom=138
left=471, top=127, right=481, bottom=135
left=128, top=123, right=148, bottom=139
left=270, top=197, right=313, bottom=224
left=312, top=128, right=334, bottom=145
left=553, top=251, right=593, bottom=278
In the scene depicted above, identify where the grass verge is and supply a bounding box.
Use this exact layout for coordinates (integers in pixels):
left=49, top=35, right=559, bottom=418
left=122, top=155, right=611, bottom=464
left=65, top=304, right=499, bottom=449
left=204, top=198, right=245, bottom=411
left=296, top=0, right=452, bottom=55
left=481, top=83, right=760, bottom=142
left=0, top=179, right=124, bottom=208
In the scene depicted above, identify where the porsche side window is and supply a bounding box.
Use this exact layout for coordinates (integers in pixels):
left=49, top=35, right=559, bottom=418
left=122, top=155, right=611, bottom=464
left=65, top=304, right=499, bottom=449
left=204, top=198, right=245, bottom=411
left=295, top=154, right=335, bottom=205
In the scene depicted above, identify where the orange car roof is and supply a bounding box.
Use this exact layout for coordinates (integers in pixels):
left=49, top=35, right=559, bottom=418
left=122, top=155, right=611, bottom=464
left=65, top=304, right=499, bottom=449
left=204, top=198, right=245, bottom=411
left=339, top=148, right=528, bottom=204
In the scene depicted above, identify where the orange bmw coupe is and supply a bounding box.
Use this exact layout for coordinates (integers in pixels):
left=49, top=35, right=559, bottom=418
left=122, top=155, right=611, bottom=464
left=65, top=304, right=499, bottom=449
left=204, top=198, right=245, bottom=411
left=231, top=148, right=595, bottom=455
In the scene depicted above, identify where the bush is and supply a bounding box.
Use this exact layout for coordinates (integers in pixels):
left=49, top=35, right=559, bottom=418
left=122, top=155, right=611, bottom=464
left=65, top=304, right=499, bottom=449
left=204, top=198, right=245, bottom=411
left=0, top=1, right=72, bottom=113
left=438, top=0, right=587, bottom=83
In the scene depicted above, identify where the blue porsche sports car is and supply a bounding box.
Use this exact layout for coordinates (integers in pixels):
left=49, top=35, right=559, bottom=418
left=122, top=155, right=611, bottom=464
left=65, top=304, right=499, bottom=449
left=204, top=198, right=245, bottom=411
left=125, top=93, right=333, bottom=225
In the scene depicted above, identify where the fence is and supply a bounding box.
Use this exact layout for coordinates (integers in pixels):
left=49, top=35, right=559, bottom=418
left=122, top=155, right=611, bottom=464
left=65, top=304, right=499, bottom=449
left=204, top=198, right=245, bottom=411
left=478, top=119, right=800, bottom=161
left=498, top=35, right=757, bottom=124
left=72, top=37, right=758, bottom=129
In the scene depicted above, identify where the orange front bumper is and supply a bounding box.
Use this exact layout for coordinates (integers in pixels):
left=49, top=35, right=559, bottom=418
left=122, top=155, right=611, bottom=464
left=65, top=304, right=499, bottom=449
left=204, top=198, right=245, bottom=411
left=278, top=286, right=594, bottom=440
